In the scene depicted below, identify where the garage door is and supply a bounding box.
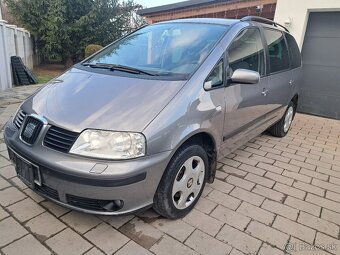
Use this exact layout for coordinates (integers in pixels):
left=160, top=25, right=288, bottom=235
left=298, top=12, right=340, bottom=119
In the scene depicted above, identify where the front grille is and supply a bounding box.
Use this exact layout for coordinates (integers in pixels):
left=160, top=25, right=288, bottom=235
left=66, top=194, right=123, bottom=212
left=35, top=185, right=59, bottom=200
left=13, top=110, right=26, bottom=129
left=20, top=116, right=43, bottom=144
left=44, top=126, right=79, bottom=153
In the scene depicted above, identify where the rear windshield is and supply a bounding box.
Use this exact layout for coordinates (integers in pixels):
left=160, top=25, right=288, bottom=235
left=86, top=23, right=229, bottom=77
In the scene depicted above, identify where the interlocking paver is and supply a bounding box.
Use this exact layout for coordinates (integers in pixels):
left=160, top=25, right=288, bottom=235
left=245, top=173, right=275, bottom=188
left=2, top=235, right=51, bottom=255
left=216, top=224, right=262, bottom=255
left=151, top=235, right=198, bottom=255
left=151, top=218, right=195, bottom=242
left=1, top=87, right=340, bottom=255
left=299, top=168, right=329, bottom=181
left=25, top=212, right=67, bottom=240
left=83, top=247, right=105, bottom=255
left=284, top=196, right=321, bottom=217
left=261, top=199, right=299, bottom=221
left=292, top=181, right=325, bottom=197
left=314, top=233, right=340, bottom=255
left=273, top=183, right=306, bottom=200
left=0, top=165, right=16, bottom=179
left=0, top=217, right=28, bottom=247
left=61, top=211, right=101, bottom=234
left=7, top=198, right=45, bottom=222
left=229, top=187, right=264, bottom=206
left=40, top=200, right=70, bottom=217
left=0, top=187, right=26, bottom=207
left=183, top=209, right=223, bottom=236
left=208, top=179, right=234, bottom=194
left=0, top=207, right=9, bottom=221
left=195, top=197, right=217, bottom=214
left=85, top=222, right=129, bottom=253
left=246, top=221, right=289, bottom=248
left=99, top=215, right=134, bottom=229
left=118, top=241, right=153, bottom=255
left=119, top=218, right=162, bottom=249
left=236, top=202, right=274, bottom=225
left=297, top=211, right=339, bottom=238
left=252, top=184, right=286, bottom=202
left=287, top=237, right=333, bottom=255
left=207, top=189, right=241, bottom=210
left=226, top=175, right=255, bottom=191
left=211, top=205, right=250, bottom=231
left=273, top=216, right=316, bottom=244
left=0, top=176, right=10, bottom=189
left=46, top=228, right=92, bottom=255
left=185, top=230, right=232, bottom=255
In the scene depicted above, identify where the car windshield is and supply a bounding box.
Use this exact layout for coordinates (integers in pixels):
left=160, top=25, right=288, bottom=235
left=86, top=23, right=229, bottom=77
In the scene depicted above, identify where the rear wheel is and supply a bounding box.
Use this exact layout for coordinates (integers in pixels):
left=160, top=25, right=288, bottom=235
left=268, top=101, right=295, bottom=137
left=153, top=144, right=208, bottom=219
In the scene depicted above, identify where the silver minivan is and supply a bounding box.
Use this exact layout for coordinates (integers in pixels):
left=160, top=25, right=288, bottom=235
left=4, top=16, right=302, bottom=218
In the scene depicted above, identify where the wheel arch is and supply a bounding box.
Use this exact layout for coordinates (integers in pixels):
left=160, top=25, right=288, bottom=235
left=169, top=131, right=218, bottom=184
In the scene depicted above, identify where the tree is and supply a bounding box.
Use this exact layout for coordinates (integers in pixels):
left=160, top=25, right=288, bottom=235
left=5, top=0, right=143, bottom=65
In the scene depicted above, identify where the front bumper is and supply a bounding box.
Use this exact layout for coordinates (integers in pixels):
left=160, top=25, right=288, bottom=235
left=4, top=121, right=171, bottom=215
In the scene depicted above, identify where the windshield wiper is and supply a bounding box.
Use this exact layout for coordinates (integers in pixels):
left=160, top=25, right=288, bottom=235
left=82, top=63, right=158, bottom=76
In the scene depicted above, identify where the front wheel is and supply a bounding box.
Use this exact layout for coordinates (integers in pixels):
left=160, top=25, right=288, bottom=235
left=268, top=101, right=296, bottom=137
left=153, top=144, right=208, bottom=219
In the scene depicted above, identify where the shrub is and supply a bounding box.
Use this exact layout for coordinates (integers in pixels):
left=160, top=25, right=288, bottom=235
left=85, top=44, right=103, bottom=58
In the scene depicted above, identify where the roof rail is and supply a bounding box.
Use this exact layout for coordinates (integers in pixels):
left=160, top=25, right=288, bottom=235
left=241, top=16, right=289, bottom=33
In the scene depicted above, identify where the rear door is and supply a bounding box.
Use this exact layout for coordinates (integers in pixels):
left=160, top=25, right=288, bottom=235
left=221, top=27, right=269, bottom=156
left=263, top=28, right=292, bottom=117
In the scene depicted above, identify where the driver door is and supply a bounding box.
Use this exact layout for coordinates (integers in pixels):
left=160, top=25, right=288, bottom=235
left=221, top=27, right=270, bottom=156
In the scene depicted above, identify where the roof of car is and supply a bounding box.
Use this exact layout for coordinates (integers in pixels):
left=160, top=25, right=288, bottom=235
left=157, top=18, right=240, bottom=26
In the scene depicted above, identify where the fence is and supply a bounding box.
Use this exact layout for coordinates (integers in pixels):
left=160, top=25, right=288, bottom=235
left=0, top=20, right=34, bottom=91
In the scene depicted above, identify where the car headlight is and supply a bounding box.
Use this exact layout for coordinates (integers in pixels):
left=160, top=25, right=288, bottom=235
left=70, top=130, right=146, bottom=159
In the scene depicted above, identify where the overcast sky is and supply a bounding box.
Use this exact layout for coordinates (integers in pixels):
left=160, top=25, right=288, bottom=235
left=138, top=0, right=182, bottom=8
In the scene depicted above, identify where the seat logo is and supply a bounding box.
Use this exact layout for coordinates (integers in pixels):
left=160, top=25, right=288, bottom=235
left=23, top=123, right=37, bottom=139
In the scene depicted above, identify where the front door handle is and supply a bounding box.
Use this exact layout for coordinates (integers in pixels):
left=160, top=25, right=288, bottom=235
left=261, top=89, right=269, bottom=97
left=289, top=80, right=294, bottom=86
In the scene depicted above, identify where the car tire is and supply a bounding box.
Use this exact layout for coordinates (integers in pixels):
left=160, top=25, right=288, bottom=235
left=268, top=101, right=296, bottom=137
left=153, top=143, right=208, bottom=219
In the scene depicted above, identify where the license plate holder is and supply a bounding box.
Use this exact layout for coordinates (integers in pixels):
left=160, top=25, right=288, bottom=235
left=8, top=148, right=42, bottom=188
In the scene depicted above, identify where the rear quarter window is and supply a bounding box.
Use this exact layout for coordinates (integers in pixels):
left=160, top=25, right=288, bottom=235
left=263, top=29, right=290, bottom=73
left=285, top=33, right=302, bottom=69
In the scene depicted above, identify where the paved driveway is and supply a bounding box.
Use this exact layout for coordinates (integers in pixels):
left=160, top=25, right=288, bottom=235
left=1, top=85, right=340, bottom=255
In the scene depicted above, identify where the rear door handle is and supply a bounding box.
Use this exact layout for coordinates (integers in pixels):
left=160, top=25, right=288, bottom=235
left=289, top=80, right=294, bottom=86
left=261, top=89, right=269, bottom=97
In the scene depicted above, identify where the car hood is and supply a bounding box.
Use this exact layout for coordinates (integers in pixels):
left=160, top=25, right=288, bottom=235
left=22, top=68, right=186, bottom=133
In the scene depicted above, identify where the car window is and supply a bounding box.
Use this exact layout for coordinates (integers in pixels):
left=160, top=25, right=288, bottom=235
left=285, top=33, right=302, bottom=69
left=87, top=23, right=229, bottom=78
left=228, top=28, right=265, bottom=77
left=263, top=29, right=290, bottom=73
left=205, top=59, right=224, bottom=88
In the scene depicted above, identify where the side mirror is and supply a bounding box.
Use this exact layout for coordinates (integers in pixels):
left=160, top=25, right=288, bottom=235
left=203, top=79, right=223, bottom=90
left=230, top=69, right=260, bottom=84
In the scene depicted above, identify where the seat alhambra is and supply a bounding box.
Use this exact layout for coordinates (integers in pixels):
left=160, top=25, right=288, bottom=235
left=4, top=16, right=302, bottom=218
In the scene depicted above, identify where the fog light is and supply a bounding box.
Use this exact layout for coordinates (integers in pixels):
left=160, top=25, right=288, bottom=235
left=99, top=200, right=124, bottom=211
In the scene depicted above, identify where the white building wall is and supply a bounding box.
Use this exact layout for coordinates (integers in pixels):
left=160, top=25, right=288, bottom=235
left=0, top=21, right=34, bottom=91
left=274, top=0, right=340, bottom=49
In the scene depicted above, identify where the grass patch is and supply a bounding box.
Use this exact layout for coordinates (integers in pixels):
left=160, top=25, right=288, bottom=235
left=36, top=74, right=55, bottom=84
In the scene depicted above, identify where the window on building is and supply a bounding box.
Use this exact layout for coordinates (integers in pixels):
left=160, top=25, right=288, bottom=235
left=263, top=29, right=290, bottom=73
left=228, top=28, right=265, bottom=77
left=285, top=33, right=302, bottom=69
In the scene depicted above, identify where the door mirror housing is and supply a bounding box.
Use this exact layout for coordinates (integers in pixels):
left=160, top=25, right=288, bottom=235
left=230, top=69, right=260, bottom=84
